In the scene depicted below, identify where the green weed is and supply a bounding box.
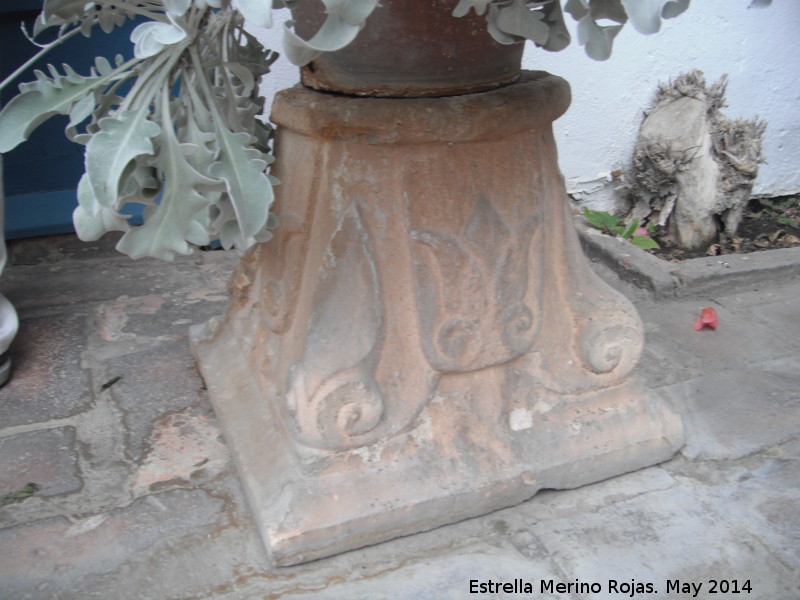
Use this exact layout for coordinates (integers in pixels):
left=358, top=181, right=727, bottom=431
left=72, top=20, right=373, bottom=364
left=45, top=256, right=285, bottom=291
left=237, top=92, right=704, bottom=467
left=583, top=208, right=660, bottom=250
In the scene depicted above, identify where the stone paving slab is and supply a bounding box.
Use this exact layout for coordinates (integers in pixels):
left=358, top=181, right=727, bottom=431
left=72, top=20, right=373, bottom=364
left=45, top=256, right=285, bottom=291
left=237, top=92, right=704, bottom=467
left=532, top=479, right=799, bottom=600
left=0, top=312, right=92, bottom=427
left=661, top=357, right=800, bottom=460
left=0, top=233, right=798, bottom=600
left=669, top=440, right=800, bottom=570
left=749, top=295, right=800, bottom=350
left=272, top=546, right=569, bottom=600
left=637, top=295, right=798, bottom=377
left=2, top=251, right=212, bottom=313
left=0, top=486, right=253, bottom=600
left=8, top=233, right=123, bottom=266
left=0, top=427, right=80, bottom=499
left=104, top=339, right=213, bottom=462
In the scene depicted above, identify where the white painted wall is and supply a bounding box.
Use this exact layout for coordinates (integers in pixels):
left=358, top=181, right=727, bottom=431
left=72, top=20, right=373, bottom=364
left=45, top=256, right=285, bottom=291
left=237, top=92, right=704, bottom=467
left=249, top=1, right=800, bottom=211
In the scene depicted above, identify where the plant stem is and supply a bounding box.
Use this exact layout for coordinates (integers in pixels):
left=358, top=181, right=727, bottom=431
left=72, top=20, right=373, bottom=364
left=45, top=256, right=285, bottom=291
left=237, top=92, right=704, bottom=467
left=188, top=44, right=224, bottom=124
left=109, top=1, right=167, bottom=23
left=119, top=45, right=184, bottom=112
left=0, top=25, right=84, bottom=94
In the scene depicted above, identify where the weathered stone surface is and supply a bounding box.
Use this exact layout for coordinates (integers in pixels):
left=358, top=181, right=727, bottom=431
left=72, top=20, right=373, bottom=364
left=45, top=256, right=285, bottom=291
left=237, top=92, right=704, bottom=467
left=194, top=249, right=241, bottom=293
left=636, top=300, right=796, bottom=380
left=0, top=230, right=798, bottom=598
left=271, top=546, right=565, bottom=600
left=2, top=253, right=208, bottom=312
left=532, top=480, right=800, bottom=597
left=82, top=290, right=230, bottom=364
left=0, top=313, right=92, bottom=427
left=0, top=427, right=81, bottom=499
left=749, top=293, right=800, bottom=350
left=661, top=443, right=800, bottom=574
left=103, top=339, right=211, bottom=462
left=192, top=72, right=684, bottom=565
left=0, top=489, right=237, bottom=599
left=8, top=232, right=123, bottom=266
left=731, top=453, right=800, bottom=567
left=661, top=357, right=800, bottom=460
left=132, top=407, right=229, bottom=495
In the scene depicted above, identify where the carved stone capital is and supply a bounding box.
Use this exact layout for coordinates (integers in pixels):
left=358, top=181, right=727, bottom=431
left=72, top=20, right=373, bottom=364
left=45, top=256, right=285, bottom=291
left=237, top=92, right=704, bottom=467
left=192, top=72, right=683, bottom=566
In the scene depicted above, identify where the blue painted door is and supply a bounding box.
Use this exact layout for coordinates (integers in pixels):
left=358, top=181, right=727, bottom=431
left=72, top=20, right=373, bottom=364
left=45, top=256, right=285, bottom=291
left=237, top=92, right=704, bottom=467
left=1, top=3, right=140, bottom=239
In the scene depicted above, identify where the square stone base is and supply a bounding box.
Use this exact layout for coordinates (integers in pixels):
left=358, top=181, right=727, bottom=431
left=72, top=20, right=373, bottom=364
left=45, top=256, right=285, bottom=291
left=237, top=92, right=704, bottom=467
left=193, top=318, right=683, bottom=566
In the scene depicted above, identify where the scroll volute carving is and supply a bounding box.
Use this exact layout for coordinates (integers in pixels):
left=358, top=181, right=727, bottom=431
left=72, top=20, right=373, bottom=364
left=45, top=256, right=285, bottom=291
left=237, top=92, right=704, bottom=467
left=532, top=198, right=646, bottom=393
left=555, top=305, right=645, bottom=392
left=411, top=195, right=542, bottom=373
left=563, top=199, right=645, bottom=389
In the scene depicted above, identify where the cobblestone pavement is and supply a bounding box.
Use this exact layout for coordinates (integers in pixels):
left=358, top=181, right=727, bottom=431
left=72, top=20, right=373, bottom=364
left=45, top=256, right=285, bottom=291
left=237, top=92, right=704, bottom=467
left=1, top=233, right=798, bottom=600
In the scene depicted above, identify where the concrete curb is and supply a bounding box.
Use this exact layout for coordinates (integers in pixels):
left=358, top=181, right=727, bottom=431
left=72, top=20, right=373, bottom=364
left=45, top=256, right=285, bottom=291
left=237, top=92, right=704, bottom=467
left=575, top=216, right=800, bottom=299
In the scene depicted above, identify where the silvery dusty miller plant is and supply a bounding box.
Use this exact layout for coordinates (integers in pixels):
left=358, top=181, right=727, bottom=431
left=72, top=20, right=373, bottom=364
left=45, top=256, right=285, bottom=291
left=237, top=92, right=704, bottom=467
left=0, top=0, right=280, bottom=260
left=0, top=0, right=771, bottom=260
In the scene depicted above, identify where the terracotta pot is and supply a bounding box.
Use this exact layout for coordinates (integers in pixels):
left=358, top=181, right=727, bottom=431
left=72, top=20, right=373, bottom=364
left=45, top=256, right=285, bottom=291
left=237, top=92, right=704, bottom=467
left=291, top=0, right=525, bottom=97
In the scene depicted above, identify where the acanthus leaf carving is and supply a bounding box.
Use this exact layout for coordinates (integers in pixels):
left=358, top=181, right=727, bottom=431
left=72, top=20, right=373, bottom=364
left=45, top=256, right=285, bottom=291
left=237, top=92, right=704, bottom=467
left=286, top=203, right=387, bottom=450
left=411, top=195, right=541, bottom=373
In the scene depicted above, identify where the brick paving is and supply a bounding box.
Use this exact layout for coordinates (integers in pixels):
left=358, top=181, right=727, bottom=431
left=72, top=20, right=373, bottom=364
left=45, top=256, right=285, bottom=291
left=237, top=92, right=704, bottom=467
left=0, top=233, right=798, bottom=599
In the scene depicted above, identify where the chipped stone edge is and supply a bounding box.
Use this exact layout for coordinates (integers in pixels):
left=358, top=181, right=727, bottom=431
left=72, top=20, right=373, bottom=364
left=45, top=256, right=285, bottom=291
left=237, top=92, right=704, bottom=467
left=575, top=215, right=800, bottom=299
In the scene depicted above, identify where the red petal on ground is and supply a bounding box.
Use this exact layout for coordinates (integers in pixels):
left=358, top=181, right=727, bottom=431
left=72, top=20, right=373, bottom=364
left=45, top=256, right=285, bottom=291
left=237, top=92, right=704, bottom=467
left=701, top=307, right=719, bottom=329
left=694, top=307, right=719, bottom=330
